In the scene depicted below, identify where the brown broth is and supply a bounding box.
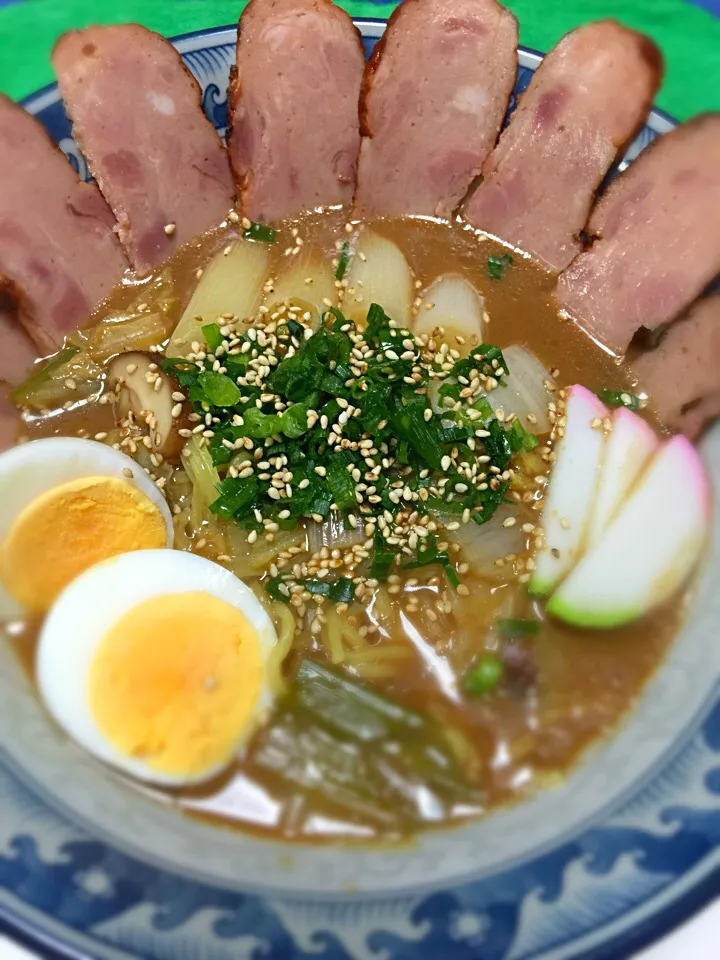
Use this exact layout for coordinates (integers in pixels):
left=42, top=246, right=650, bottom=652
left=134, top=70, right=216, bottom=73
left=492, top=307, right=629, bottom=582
left=5, top=211, right=680, bottom=844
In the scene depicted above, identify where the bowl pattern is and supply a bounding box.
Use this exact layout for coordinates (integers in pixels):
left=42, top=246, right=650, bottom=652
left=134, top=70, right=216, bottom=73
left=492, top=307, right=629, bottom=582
left=1, top=20, right=718, bottom=960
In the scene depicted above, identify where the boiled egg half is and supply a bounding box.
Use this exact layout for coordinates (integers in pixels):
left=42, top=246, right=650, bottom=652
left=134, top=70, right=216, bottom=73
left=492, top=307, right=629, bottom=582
left=0, top=438, right=173, bottom=617
left=37, top=550, right=279, bottom=786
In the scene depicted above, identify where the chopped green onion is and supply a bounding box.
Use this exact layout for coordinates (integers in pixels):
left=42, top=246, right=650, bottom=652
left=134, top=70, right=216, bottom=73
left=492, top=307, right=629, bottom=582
left=483, top=419, right=513, bottom=470
left=497, top=618, right=541, bottom=639
left=243, top=221, right=277, bottom=243
left=370, top=535, right=396, bottom=581
left=464, top=654, right=504, bottom=697
left=596, top=389, right=642, bottom=410
left=404, top=534, right=460, bottom=589
left=265, top=576, right=289, bottom=603
left=249, top=659, right=484, bottom=833
left=487, top=253, right=513, bottom=281
left=299, top=577, right=356, bottom=603
left=171, top=292, right=531, bottom=585
left=10, top=344, right=81, bottom=405
left=326, top=459, right=357, bottom=510
left=294, top=659, right=426, bottom=739
left=506, top=419, right=539, bottom=453
left=202, top=322, right=224, bottom=353
left=335, top=241, right=351, bottom=280
left=198, top=370, right=241, bottom=407
left=209, top=475, right=258, bottom=520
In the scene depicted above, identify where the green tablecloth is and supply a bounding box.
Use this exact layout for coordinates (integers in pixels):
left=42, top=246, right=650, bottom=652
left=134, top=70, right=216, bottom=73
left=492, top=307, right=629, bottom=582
left=0, top=0, right=719, bottom=121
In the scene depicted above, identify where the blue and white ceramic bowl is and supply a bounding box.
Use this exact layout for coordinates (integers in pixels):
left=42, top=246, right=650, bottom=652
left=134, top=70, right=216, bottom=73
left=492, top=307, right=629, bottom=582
left=1, top=21, right=718, bottom=960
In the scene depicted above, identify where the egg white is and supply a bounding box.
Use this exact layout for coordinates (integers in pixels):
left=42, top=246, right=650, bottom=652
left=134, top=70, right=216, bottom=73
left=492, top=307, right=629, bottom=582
left=0, top=438, right=174, bottom=618
left=37, top=550, right=278, bottom=786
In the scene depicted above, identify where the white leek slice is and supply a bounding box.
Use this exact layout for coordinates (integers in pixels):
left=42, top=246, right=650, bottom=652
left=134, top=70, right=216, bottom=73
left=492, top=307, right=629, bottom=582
left=167, top=239, right=269, bottom=358
left=343, top=229, right=413, bottom=328
left=446, top=504, right=526, bottom=580
left=413, top=275, right=485, bottom=353
left=264, top=249, right=336, bottom=329
left=495, top=346, right=555, bottom=435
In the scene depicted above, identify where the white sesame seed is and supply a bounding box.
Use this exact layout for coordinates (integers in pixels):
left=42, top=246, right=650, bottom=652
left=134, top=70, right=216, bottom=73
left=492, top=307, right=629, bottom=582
left=164, top=222, right=176, bottom=236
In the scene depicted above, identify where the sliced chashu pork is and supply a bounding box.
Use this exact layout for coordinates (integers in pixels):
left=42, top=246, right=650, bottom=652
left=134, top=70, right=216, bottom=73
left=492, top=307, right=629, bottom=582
left=354, top=0, right=517, bottom=218
left=0, top=305, right=39, bottom=386
left=53, top=25, right=235, bottom=274
left=556, top=115, right=720, bottom=354
left=634, top=297, right=720, bottom=439
left=0, top=309, right=30, bottom=450
left=0, top=95, right=127, bottom=355
left=228, top=0, right=364, bottom=222
left=464, top=21, right=662, bottom=272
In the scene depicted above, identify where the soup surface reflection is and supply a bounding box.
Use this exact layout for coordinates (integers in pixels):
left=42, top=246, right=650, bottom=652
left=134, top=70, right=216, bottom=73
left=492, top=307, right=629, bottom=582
left=8, top=211, right=680, bottom=843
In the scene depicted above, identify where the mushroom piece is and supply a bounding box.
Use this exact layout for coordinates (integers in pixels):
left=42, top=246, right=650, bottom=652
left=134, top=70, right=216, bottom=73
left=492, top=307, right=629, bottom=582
left=107, top=351, right=187, bottom=459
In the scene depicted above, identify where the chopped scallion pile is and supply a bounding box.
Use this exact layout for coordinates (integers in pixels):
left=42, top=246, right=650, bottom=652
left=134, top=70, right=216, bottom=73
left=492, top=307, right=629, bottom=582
left=162, top=300, right=535, bottom=599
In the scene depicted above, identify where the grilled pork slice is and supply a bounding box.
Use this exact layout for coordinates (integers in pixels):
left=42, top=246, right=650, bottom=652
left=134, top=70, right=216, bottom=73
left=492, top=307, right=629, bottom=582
left=228, top=0, right=364, bottom=222
left=556, top=115, right=720, bottom=354
left=354, top=0, right=518, bottom=218
left=53, top=25, right=235, bottom=274
left=634, top=297, right=720, bottom=439
left=0, top=306, right=39, bottom=387
left=464, top=21, right=662, bottom=272
left=0, top=95, right=127, bottom=354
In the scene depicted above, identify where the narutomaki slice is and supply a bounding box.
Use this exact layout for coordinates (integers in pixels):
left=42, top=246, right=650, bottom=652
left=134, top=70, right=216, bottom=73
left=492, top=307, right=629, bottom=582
left=464, top=21, right=662, bottom=272
left=556, top=115, right=720, bottom=354
left=53, top=25, right=235, bottom=274
left=228, top=0, right=364, bottom=223
left=0, top=96, right=127, bottom=355
left=354, top=0, right=518, bottom=218
left=634, top=297, right=720, bottom=439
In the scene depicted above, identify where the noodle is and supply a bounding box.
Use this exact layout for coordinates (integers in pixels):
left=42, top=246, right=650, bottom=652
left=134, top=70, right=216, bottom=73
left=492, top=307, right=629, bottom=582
left=266, top=603, right=296, bottom=695
left=250, top=587, right=296, bottom=694
left=343, top=645, right=412, bottom=664
left=371, top=587, right=395, bottom=630
left=338, top=615, right=370, bottom=650
left=321, top=609, right=345, bottom=663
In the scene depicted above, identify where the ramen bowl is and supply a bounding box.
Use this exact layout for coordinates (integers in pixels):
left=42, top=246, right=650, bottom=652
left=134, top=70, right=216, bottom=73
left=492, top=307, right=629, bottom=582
left=0, top=19, right=719, bottom=960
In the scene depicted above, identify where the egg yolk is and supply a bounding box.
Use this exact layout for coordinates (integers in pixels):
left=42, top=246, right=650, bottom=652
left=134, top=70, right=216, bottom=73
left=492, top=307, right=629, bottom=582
left=88, top=592, right=264, bottom=778
left=0, top=476, right=166, bottom=613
